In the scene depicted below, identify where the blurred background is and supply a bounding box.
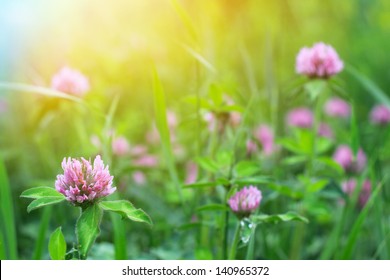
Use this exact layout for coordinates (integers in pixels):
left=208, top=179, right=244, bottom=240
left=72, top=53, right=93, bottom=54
left=1, top=0, right=390, bottom=259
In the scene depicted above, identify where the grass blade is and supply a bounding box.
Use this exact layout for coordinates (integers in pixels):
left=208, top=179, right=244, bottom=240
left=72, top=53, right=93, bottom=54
left=346, top=65, right=390, bottom=107
left=169, top=0, right=198, bottom=43
left=340, top=180, right=383, bottom=259
left=32, top=207, right=51, bottom=260
left=0, top=82, right=83, bottom=103
left=0, top=158, right=17, bottom=259
left=152, top=68, right=183, bottom=203
left=181, top=44, right=217, bottom=73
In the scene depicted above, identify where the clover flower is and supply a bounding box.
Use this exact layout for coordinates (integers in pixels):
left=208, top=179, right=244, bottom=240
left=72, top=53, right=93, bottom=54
left=324, top=98, right=350, bottom=118
left=254, top=125, right=275, bottom=156
left=318, top=123, right=333, bottom=139
left=287, top=107, right=313, bottom=128
left=51, top=66, right=90, bottom=97
left=296, top=42, right=343, bottom=78
left=333, top=145, right=366, bottom=173
left=228, top=186, right=262, bottom=217
left=112, top=136, right=131, bottom=156
left=55, top=155, right=115, bottom=206
left=370, top=105, right=390, bottom=125
left=342, top=179, right=371, bottom=207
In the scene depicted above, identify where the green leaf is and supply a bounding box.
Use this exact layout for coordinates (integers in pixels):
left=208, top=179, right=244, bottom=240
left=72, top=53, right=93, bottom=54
left=26, top=197, right=66, bottom=213
left=49, top=227, right=66, bottom=260
left=282, top=155, right=307, bottom=165
left=267, top=183, right=304, bottom=199
left=21, top=187, right=64, bottom=199
left=251, top=212, right=308, bottom=224
left=316, top=157, right=344, bottom=175
left=182, top=181, right=217, bottom=189
left=307, top=179, right=329, bottom=193
left=316, top=138, right=333, bottom=155
left=231, top=176, right=271, bottom=186
left=304, top=80, right=327, bottom=101
left=278, top=138, right=301, bottom=154
left=196, top=204, right=228, bottom=212
left=195, top=157, right=220, bottom=173
left=209, top=84, right=223, bottom=107
left=99, top=200, right=152, bottom=225
left=76, top=204, right=103, bottom=259
left=234, top=161, right=261, bottom=177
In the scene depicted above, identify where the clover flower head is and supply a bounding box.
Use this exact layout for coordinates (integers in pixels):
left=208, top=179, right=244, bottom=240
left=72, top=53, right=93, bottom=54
left=324, top=98, right=350, bottom=118
left=254, top=124, right=275, bottom=156
left=333, top=145, right=366, bottom=173
left=296, top=42, right=343, bottom=78
left=228, top=186, right=262, bottom=217
left=370, top=105, right=390, bottom=125
left=287, top=107, right=313, bottom=128
left=55, top=155, right=115, bottom=206
left=51, top=66, right=90, bottom=96
left=342, top=179, right=371, bottom=208
left=318, top=123, right=333, bottom=139
left=112, top=136, right=130, bottom=156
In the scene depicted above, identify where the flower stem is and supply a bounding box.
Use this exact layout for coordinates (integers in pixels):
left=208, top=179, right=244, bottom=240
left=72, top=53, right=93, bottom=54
left=228, top=222, right=241, bottom=260
left=245, top=223, right=257, bottom=260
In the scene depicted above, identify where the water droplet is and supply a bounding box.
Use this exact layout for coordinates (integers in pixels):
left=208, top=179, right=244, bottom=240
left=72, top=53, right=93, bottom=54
left=240, top=218, right=255, bottom=244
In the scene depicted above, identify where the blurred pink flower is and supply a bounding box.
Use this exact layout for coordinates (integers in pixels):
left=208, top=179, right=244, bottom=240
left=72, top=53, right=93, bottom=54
left=296, top=42, right=343, bottom=78
left=55, top=155, right=115, bottom=206
left=287, top=107, right=313, bottom=128
left=229, top=112, right=242, bottom=127
left=370, top=105, right=390, bottom=125
left=112, top=136, right=130, bottom=156
left=167, top=110, right=178, bottom=129
left=333, top=145, right=366, bottom=173
left=246, top=139, right=258, bottom=156
left=342, top=179, right=371, bottom=207
left=185, top=162, right=198, bottom=184
left=254, top=125, right=275, bottom=156
left=317, top=123, right=333, bottom=139
left=228, top=186, right=262, bottom=217
left=51, top=66, right=90, bottom=97
left=130, top=145, right=148, bottom=157
left=90, top=135, right=101, bottom=149
left=146, top=125, right=160, bottom=144
left=132, top=171, right=146, bottom=185
left=133, top=155, right=158, bottom=167
left=203, top=112, right=217, bottom=132
left=324, top=98, right=350, bottom=118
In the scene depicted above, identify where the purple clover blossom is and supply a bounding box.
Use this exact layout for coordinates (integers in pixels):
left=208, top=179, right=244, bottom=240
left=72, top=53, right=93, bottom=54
left=55, top=155, right=115, bottom=206
left=370, top=105, right=390, bottom=125
left=333, top=145, right=367, bottom=173
left=287, top=107, right=313, bottom=128
left=296, top=42, right=343, bottom=78
left=324, top=98, right=351, bottom=118
left=228, top=186, right=262, bottom=217
left=51, top=66, right=90, bottom=97
left=342, top=179, right=371, bottom=208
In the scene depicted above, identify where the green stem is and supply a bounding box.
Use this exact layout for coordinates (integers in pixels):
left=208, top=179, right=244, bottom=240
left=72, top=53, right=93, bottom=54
left=33, top=207, right=51, bottom=259
left=221, top=210, right=229, bottom=259
left=245, top=223, right=257, bottom=260
left=228, top=222, right=241, bottom=260
left=289, top=220, right=305, bottom=259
